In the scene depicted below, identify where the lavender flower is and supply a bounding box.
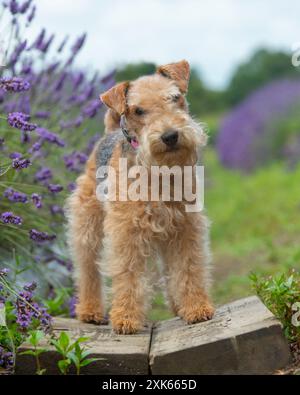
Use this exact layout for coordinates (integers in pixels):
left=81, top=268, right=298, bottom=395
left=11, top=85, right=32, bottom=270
left=23, top=281, right=37, bottom=291
left=29, top=229, right=56, bottom=243
left=19, top=0, right=32, bottom=14
left=31, top=193, right=42, bottom=208
left=7, top=112, right=37, bottom=132
left=63, top=151, right=87, bottom=172
left=9, top=151, right=22, bottom=159
left=36, top=127, right=65, bottom=147
left=39, top=33, right=55, bottom=53
left=1, top=211, right=22, bottom=225
left=82, top=99, right=101, bottom=118
left=68, top=182, right=76, bottom=192
left=4, top=187, right=28, bottom=203
left=69, top=296, right=77, bottom=318
left=50, top=204, right=63, bottom=215
left=217, top=79, right=300, bottom=171
left=0, top=347, right=14, bottom=370
left=9, top=0, right=19, bottom=14
left=26, top=4, right=35, bottom=24
left=0, top=268, right=10, bottom=276
left=35, top=110, right=50, bottom=119
left=32, top=28, right=46, bottom=50
left=53, top=71, right=67, bottom=92
left=47, top=184, right=63, bottom=194
left=10, top=40, right=27, bottom=67
left=35, top=167, right=53, bottom=182
left=12, top=157, right=31, bottom=170
left=0, top=77, right=30, bottom=93
left=60, top=116, right=83, bottom=129
left=28, top=141, right=42, bottom=153
left=57, top=35, right=69, bottom=53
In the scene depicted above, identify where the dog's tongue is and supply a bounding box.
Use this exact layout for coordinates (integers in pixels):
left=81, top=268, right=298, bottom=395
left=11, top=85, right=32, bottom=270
left=130, top=138, right=139, bottom=149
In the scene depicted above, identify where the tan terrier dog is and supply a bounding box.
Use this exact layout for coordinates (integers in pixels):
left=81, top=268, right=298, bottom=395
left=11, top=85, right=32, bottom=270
left=66, top=60, right=214, bottom=334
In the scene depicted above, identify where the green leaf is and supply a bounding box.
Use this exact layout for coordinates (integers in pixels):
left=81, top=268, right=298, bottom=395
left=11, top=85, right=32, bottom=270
left=58, top=331, right=70, bottom=352
left=80, top=358, right=101, bottom=367
left=58, top=359, right=71, bottom=375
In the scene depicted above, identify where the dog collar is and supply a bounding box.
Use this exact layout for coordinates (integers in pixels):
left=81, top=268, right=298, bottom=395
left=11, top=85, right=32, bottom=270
left=120, top=114, right=139, bottom=150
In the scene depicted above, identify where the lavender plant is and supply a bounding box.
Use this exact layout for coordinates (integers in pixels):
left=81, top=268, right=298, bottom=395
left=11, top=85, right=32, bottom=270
left=217, top=79, right=300, bottom=171
left=0, top=266, right=51, bottom=374
left=0, top=1, right=115, bottom=306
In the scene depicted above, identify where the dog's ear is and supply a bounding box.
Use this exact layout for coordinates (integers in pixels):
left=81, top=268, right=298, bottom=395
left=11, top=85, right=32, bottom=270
left=157, top=60, right=190, bottom=93
left=100, top=81, right=129, bottom=115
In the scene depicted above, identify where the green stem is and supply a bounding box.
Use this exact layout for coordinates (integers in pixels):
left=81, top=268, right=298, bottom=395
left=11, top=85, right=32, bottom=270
left=35, top=347, right=41, bottom=375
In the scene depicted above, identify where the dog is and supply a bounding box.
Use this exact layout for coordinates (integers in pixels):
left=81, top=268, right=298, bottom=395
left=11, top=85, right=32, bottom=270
left=66, top=60, right=214, bottom=334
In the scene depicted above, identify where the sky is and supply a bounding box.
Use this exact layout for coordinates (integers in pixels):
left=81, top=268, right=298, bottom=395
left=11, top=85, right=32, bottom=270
left=4, top=0, right=300, bottom=88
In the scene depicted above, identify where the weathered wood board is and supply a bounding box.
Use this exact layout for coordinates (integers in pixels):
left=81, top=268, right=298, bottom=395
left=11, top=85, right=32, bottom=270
left=16, top=319, right=152, bottom=375
left=15, top=296, right=292, bottom=375
left=149, top=296, right=292, bottom=374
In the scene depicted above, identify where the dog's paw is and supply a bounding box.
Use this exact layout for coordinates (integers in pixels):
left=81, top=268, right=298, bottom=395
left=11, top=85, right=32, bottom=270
left=111, top=313, right=142, bottom=335
left=179, top=301, right=215, bottom=324
left=76, top=305, right=107, bottom=325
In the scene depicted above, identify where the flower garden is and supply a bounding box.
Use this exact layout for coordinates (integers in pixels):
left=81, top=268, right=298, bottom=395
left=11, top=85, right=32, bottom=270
left=0, top=0, right=299, bottom=375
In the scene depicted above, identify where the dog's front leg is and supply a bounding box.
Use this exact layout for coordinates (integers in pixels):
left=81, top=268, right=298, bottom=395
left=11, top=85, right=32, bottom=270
left=163, top=213, right=215, bottom=324
left=106, top=218, right=148, bottom=334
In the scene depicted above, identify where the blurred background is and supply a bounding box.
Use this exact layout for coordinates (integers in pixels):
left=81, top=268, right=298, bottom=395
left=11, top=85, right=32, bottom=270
left=1, top=0, right=300, bottom=320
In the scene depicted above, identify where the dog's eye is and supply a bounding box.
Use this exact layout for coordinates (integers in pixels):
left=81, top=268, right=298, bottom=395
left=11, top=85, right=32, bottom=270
left=135, top=107, right=145, bottom=116
left=172, top=94, right=181, bottom=103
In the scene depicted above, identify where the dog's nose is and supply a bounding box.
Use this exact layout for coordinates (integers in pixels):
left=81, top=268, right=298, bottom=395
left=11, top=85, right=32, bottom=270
left=161, top=130, right=178, bottom=147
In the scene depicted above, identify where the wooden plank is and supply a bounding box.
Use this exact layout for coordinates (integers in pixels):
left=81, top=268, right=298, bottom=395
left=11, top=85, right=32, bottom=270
left=15, top=296, right=292, bottom=375
left=149, top=296, right=292, bottom=374
left=16, top=319, right=152, bottom=375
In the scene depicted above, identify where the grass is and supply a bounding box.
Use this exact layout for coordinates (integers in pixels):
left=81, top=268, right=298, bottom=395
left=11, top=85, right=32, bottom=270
left=149, top=147, right=300, bottom=319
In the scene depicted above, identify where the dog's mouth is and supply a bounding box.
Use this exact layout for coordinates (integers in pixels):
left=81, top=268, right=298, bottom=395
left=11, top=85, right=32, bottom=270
left=165, top=145, right=179, bottom=152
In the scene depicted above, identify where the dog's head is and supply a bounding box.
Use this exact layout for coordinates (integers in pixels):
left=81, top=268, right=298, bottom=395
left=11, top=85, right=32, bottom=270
left=100, top=60, right=207, bottom=166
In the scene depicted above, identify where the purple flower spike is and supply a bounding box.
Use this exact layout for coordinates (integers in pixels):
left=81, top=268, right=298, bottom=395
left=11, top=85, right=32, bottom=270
left=0, top=77, right=30, bottom=93
left=35, top=167, right=53, bottom=182
left=0, top=268, right=10, bottom=276
left=27, top=5, right=36, bottom=24
left=35, top=111, right=50, bottom=119
left=57, top=35, right=69, bottom=53
left=7, top=112, right=37, bottom=132
left=31, top=193, right=42, bottom=208
left=36, top=127, right=65, bottom=147
left=4, top=187, right=28, bottom=203
left=12, top=157, right=31, bottom=170
left=1, top=211, right=22, bottom=225
left=9, top=0, right=19, bottom=14
left=19, top=0, right=32, bottom=14
left=9, top=152, right=22, bottom=159
left=47, top=184, right=63, bottom=194
left=68, top=182, right=76, bottom=192
left=29, top=229, right=56, bottom=243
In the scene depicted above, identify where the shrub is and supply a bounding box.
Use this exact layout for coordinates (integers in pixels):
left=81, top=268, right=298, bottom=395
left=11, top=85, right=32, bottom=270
left=0, top=0, right=114, bottom=299
left=217, top=79, right=300, bottom=171
left=250, top=270, right=300, bottom=342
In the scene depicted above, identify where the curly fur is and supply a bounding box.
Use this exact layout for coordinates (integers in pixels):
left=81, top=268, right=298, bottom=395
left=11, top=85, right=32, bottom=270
left=65, top=60, right=214, bottom=334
